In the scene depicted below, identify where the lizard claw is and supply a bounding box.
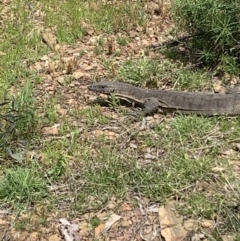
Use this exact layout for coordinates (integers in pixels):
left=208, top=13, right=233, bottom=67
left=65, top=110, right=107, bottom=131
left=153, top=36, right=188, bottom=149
left=128, top=109, right=145, bottom=121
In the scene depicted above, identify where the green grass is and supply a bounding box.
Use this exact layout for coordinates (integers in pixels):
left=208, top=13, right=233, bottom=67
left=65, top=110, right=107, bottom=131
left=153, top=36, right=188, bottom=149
left=43, top=0, right=147, bottom=43
left=0, top=0, right=239, bottom=239
left=0, top=166, right=49, bottom=209
left=171, top=0, right=240, bottom=71
left=173, top=69, right=211, bottom=91
left=118, top=57, right=165, bottom=85
left=118, top=57, right=211, bottom=90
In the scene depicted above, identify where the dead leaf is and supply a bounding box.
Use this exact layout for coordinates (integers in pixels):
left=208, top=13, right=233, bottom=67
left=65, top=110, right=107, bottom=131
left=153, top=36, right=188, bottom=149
left=200, top=219, right=214, bottom=229
left=42, top=29, right=57, bottom=50
left=61, top=56, right=75, bottom=63
left=32, top=62, right=43, bottom=71
left=49, top=234, right=62, bottom=241
left=106, top=197, right=118, bottom=209
left=212, top=167, right=225, bottom=173
left=12, top=231, right=29, bottom=241
left=159, top=201, right=187, bottom=241
left=40, top=55, right=49, bottom=61
left=222, top=235, right=235, bottom=241
left=121, top=219, right=130, bottom=227
left=0, top=209, right=10, bottom=215
left=42, top=124, right=60, bottom=135
left=72, top=71, right=85, bottom=79
left=183, top=219, right=196, bottom=231
left=121, top=202, right=132, bottom=211
left=191, top=233, right=205, bottom=241
left=59, top=218, right=81, bottom=241
left=0, top=218, right=9, bottom=225
left=140, top=227, right=159, bottom=241
left=95, top=223, right=105, bottom=236
left=212, top=79, right=225, bottom=93
left=105, top=213, right=121, bottom=231
left=55, top=44, right=61, bottom=51
left=146, top=205, right=159, bottom=213
left=86, top=27, right=94, bottom=35
left=136, top=26, right=144, bottom=32
left=129, top=30, right=138, bottom=38
left=78, top=221, right=92, bottom=236
left=92, top=130, right=119, bottom=139
left=67, top=47, right=82, bottom=54
left=142, top=39, right=149, bottom=46
left=95, top=213, right=121, bottom=237
left=0, top=51, right=6, bottom=56
left=29, top=232, right=38, bottom=240
left=146, top=2, right=160, bottom=14
left=220, top=148, right=235, bottom=156
left=236, top=143, right=240, bottom=151
left=144, top=152, right=156, bottom=160
left=56, top=104, right=67, bottom=115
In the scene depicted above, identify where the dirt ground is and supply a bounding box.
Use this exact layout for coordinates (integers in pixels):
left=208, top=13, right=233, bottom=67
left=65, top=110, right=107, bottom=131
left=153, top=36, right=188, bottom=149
left=1, top=0, right=238, bottom=240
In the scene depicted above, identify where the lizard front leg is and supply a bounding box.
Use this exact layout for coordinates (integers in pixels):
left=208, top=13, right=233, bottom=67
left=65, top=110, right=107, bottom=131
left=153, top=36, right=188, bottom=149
left=129, top=98, right=160, bottom=118
left=142, top=98, right=160, bottom=115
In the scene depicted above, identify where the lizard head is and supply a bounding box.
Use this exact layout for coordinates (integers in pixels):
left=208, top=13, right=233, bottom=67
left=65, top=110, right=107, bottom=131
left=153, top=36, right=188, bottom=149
left=88, top=80, right=144, bottom=106
left=88, top=81, right=128, bottom=94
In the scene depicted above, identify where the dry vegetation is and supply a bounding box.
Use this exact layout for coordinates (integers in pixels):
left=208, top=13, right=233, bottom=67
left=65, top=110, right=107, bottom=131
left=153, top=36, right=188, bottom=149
left=0, top=0, right=239, bottom=241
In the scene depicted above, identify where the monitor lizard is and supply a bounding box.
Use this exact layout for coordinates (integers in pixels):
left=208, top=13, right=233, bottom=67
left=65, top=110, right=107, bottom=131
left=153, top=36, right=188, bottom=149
left=88, top=80, right=240, bottom=116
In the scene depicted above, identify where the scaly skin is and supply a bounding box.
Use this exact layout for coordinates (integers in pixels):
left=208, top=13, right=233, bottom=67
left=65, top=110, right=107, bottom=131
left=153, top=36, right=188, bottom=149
left=88, top=81, right=240, bottom=116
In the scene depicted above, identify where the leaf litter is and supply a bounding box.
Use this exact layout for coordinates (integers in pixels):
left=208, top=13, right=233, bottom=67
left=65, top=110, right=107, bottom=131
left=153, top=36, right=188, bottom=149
left=1, top=0, right=239, bottom=240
